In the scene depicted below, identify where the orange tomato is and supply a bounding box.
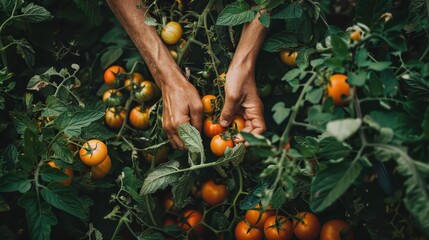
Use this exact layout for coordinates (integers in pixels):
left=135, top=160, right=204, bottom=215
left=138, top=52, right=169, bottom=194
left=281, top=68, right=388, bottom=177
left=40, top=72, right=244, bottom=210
left=170, top=50, right=178, bottom=60
left=105, top=107, right=126, bottom=129
left=264, top=215, right=293, bottom=240
left=129, top=106, right=150, bottom=130
left=47, top=161, right=74, bottom=186
left=320, top=219, right=354, bottom=240
left=293, top=211, right=321, bottom=240
left=245, top=203, right=275, bottom=228
left=210, top=134, right=234, bottom=157
left=235, top=220, right=264, bottom=240
left=135, top=80, right=156, bottom=102
left=350, top=30, right=361, bottom=41
left=327, top=74, right=351, bottom=106
left=79, top=139, right=108, bottom=166
left=161, top=21, right=183, bottom=45
left=104, top=65, right=125, bottom=85
left=279, top=50, right=298, bottom=67
left=91, top=155, right=112, bottom=179
left=124, top=72, right=144, bottom=90
left=232, top=115, right=245, bottom=132
left=201, top=95, right=217, bottom=114
left=218, top=72, right=227, bottom=82
left=201, top=179, right=228, bottom=206
left=177, top=209, right=205, bottom=238
left=203, top=117, right=226, bottom=138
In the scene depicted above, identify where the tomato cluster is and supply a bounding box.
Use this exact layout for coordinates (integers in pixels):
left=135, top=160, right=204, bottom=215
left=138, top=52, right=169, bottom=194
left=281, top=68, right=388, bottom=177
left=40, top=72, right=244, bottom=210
left=79, top=139, right=111, bottom=179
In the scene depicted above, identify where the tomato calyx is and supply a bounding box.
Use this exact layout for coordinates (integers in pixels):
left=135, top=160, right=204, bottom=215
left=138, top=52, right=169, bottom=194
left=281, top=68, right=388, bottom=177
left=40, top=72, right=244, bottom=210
left=81, top=142, right=101, bottom=158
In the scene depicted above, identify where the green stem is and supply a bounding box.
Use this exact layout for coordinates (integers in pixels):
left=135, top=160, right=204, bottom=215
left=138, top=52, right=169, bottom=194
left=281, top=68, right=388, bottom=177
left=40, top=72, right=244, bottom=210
left=145, top=195, right=157, bottom=226
left=117, top=62, right=139, bottom=139
left=110, top=212, right=131, bottom=240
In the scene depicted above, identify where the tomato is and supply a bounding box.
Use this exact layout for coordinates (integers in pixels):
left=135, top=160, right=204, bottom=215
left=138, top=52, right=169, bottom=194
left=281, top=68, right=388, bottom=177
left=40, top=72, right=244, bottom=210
left=257, top=83, right=272, bottom=98
left=293, top=211, right=321, bottom=240
left=102, top=89, right=123, bottom=106
left=191, top=181, right=202, bottom=199
left=170, top=49, right=178, bottom=60
left=105, top=107, right=126, bottom=129
left=218, top=72, right=227, bottom=82
left=79, top=139, right=108, bottom=166
left=235, top=220, right=264, bottom=240
left=245, top=204, right=275, bottom=228
left=201, top=94, right=217, bottom=114
left=320, top=219, right=354, bottom=240
left=124, top=72, right=144, bottom=91
left=144, top=144, right=170, bottom=164
left=135, top=80, right=156, bottom=102
left=350, top=30, right=361, bottom=41
left=91, top=155, right=112, bottom=179
left=279, top=50, right=298, bottom=67
left=129, top=106, right=150, bottom=130
left=210, top=134, right=234, bottom=157
left=327, top=74, right=351, bottom=106
left=161, top=21, right=183, bottom=45
left=177, top=209, right=205, bottom=238
left=203, top=117, right=226, bottom=138
left=47, top=161, right=74, bottom=186
left=201, top=179, right=228, bottom=206
left=201, top=70, right=210, bottom=79
left=232, top=115, right=245, bottom=132
left=104, top=65, right=125, bottom=85
left=264, top=215, right=293, bottom=240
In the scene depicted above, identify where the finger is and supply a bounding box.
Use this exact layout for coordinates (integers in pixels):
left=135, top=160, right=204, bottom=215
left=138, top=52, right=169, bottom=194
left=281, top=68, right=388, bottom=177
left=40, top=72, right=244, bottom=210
left=189, top=102, right=203, bottom=132
left=219, top=96, right=238, bottom=127
left=170, top=134, right=185, bottom=150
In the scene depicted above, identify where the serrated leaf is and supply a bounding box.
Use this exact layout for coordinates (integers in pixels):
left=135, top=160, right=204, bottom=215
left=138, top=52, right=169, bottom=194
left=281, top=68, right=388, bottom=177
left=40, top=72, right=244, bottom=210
left=271, top=187, right=286, bottom=209
left=216, top=1, right=255, bottom=26
left=54, top=110, right=104, bottom=137
left=41, top=182, right=92, bottom=220
left=42, top=96, right=69, bottom=118
left=326, top=118, right=362, bottom=142
left=262, top=32, right=298, bottom=52
left=141, top=161, right=181, bottom=195
left=310, top=161, right=363, bottom=212
left=214, top=144, right=246, bottom=177
left=171, top=172, right=193, bottom=208
left=51, top=140, right=74, bottom=163
left=9, top=112, right=38, bottom=135
left=126, top=187, right=145, bottom=206
left=296, top=48, right=316, bottom=70
left=271, top=3, right=303, bottom=19
left=122, top=167, right=143, bottom=191
left=18, top=192, right=57, bottom=240
left=318, top=137, right=352, bottom=160
left=271, top=102, right=291, bottom=125
left=294, top=136, right=319, bottom=158
left=178, top=123, right=204, bottom=154
left=0, top=171, right=32, bottom=193
left=20, top=3, right=53, bottom=23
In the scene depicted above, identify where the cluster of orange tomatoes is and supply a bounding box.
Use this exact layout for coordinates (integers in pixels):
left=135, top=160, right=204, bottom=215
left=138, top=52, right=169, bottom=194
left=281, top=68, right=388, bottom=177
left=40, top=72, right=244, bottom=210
left=235, top=207, right=353, bottom=240
left=102, top=65, right=161, bottom=130
left=79, top=139, right=112, bottom=179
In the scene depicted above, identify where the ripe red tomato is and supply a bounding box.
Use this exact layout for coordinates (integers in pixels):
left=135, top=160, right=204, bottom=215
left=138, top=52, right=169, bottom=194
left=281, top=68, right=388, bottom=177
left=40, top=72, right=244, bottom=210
left=210, top=134, right=234, bottom=157
left=232, top=115, right=245, bottom=132
left=91, top=155, right=111, bottom=179
left=124, top=72, right=144, bottom=90
left=79, top=139, right=108, bottom=166
left=235, top=220, right=264, bottom=240
left=102, top=89, right=123, bottom=106
left=327, top=74, right=351, bottom=106
left=161, top=21, right=183, bottom=45
left=104, top=65, right=125, bottom=85
left=203, top=118, right=226, bottom=138
left=245, top=204, right=275, bottom=228
left=47, top=161, right=74, bottom=186
left=135, top=80, right=156, bottom=102
left=279, top=50, right=298, bottom=67
left=201, top=95, right=217, bottom=114
left=293, top=211, right=321, bottom=240
left=177, top=209, right=205, bottom=238
left=320, top=219, right=354, bottom=240
left=264, top=215, right=293, bottom=240
left=129, top=106, right=150, bottom=130
left=105, top=107, right=126, bottom=129
left=201, top=179, right=228, bottom=206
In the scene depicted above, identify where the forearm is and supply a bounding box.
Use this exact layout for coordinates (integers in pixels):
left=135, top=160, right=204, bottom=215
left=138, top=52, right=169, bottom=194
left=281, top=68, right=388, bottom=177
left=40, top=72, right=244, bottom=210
left=106, top=0, right=182, bottom=89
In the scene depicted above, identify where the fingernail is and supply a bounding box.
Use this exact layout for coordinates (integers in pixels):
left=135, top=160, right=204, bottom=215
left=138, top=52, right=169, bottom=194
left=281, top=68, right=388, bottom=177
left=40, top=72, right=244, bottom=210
left=220, top=120, right=228, bottom=127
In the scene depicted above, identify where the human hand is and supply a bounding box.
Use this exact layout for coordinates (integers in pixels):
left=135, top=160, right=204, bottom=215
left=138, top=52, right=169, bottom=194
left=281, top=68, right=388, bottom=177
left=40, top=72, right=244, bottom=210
left=161, top=76, right=203, bottom=150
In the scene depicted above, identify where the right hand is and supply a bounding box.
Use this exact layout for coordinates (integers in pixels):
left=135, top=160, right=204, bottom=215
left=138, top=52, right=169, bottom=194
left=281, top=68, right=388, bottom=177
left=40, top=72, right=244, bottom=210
left=161, top=77, right=203, bottom=150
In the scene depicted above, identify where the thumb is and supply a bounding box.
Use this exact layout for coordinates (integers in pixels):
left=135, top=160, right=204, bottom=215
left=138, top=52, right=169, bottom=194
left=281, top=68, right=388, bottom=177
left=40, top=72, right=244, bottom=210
left=219, top=97, right=237, bottom=127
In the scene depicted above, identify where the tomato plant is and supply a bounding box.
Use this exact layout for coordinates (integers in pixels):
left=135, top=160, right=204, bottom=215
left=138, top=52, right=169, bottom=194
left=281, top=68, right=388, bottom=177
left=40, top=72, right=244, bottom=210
left=79, top=139, right=108, bottom=166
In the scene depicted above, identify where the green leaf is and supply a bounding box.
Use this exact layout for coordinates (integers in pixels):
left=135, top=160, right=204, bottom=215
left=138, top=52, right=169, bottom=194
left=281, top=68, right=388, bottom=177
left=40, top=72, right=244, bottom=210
left=370, top=111, right=419, bottom=141
left=367, top=61, right=392, bottom=71
left=51, top=140, right=74, bottom=163
left=140, top=232, right=165, bottom=240
left=171, top=172, right=193, bottom=208
left=27, top=73, right=50, bottom=91
left=383, top=31, right=407, bottom=52
left=141, top=161, right=181, bottom=195
left=348, top=71, right=367, bottom=86
left=271, top=3, right=303, bottom=19
left=0, top=196, right=10, bottom=212
left=216, top=1, right=256, bottom=26
left=210, top=212, right=230, bottom=230
left=305, top=105, right=335, bottom=128
left=20, top=3, right=53, bottom=23
left=281, top=68, right=301, bottom=82
left=100, top=47, right=123, bottom=70
left=271, top=187, right=286, bottom=209
left=355, top=0, right=392, bottom=27
left=16, top=39, right=35, bottom=67
left=296, top=48, right=316, bottom=70
left=41, top=182, right=92, bottom=220
left=178, top=123, right=204, bottom=154
left=355, top=48, right=369, bottom=67
left=42, top=96, right=69, bottom=118
left=126, top=187, right=145, bottom=206
left=241, top=132, right=271, bottom=147
left=306, top=88, right=323, bottom=104
left=81, top=122, right=116, bottom=141
left=294, top=136, right=319, bottom=158
left=73, top=0, right=101, bottom=25
left=318, top=137, right=352, bottom=160
left=40, top=164, right=69, bottom=183
left=9, top=112, right=38, bottom=135
left=18, top=192, right=57, bottom=240
left=326, top=118, right=362, bottom=142
left=122, top=167, right=144, bottom=191
left=0, top=171, right=31, bottom=193
left=330, top=35, right=348, bottom=60
left=215, top=144, right=246, bottom=177
left=1, top=144, right=18, bottom=174
left=262, top=32, right=298, bottom=52
left=310, top=59, right=324, bottom=68
left=324, top=58, right=345, bottom=73
left=258, top=12, right=270, bottom=28
left=310, top=160, right=362, bottom=212
left=271, top=102, right=291, bottom=125
left=54, top=110, right=104, bottom=137
left=380, top=70, right=398, bottom=97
